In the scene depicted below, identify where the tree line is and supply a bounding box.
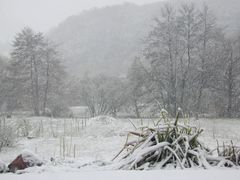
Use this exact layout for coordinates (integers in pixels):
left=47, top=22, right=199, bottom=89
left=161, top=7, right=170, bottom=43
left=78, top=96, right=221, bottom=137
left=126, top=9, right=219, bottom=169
left=0, top=2, right=240, bottom=118
left=128, top=2, right=240, bottom=118
left=73, top=2, right=240, bottom=118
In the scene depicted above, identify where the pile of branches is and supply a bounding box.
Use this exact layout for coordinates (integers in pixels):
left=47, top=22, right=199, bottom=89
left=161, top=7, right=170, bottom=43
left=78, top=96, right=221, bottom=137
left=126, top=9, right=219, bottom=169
left=112, top=112, right=240, bottom=170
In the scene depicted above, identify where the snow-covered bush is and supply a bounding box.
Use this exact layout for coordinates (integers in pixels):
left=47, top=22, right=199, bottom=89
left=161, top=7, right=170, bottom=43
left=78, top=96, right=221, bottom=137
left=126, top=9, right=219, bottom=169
left=21, top=150, right=44, bottom=167
left=113, top=110, right=239, bottom=169
left=51, top=104, right=70, bottom=117
left=16, top=119, right=31, bottom=137
left=217, top=142, right=240, bottom=166
left=89, top=115, right=116, bottom=125
left=0, top=160, right=6, bottom=173
left=0, top=124, right=16, bottom=151
left=87, top=116, right=118, bottom=137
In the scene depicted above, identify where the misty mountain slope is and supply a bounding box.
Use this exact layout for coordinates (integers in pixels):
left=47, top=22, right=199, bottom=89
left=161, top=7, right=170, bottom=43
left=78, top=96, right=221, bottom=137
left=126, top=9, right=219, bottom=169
left=49, top=2, right=164, bottom=77
left=0, top=42, right=11, bottom=57
left=49, top=0, right=240, bottom=77
left=194, top=0, right=240, bottom=34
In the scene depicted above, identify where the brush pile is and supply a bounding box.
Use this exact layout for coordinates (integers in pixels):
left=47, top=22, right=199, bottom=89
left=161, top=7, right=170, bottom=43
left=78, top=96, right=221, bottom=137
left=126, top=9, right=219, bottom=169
left=113, top=110, right=240, bottom=170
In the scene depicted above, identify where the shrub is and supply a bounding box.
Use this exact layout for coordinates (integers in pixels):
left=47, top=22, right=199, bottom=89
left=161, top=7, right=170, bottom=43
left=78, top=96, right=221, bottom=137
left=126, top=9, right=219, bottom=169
left=16, top=119, right=31, bottom=137
left=0, top=123, right=16, bottom=151
left=51, top=104, right=70, bottom=117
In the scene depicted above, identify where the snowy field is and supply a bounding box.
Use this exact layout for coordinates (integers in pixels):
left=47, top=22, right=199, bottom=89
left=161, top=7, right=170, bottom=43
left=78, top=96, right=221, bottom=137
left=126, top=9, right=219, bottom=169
left=1, top=116, right=240, bottom=179
left=1, top=170, right=240, bottom=180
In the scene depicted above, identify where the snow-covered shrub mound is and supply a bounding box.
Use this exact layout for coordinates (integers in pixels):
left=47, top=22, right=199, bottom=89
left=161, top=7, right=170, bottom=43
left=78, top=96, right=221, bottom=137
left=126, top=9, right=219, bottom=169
left=0, top=125, right=16, bottom=151
left=88, top=116, right=117, bottom=125
left=113, top=111, right=239, bottom=170
left=21, top=150, right=43, bottom=167
left=0, top=160, right=6, bottom=173
left=8, top=150, right=43, bottom=172
left=86, top=116, right=118, bottom=138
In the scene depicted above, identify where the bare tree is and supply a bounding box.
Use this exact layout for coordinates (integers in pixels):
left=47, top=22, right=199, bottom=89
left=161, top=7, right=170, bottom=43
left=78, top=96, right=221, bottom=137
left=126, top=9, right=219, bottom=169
left=143, top=3, right=180, bottom=116
left=127, top=58, right=148, bottom=118
left=194, top=4, right=218, bottom=114
left=9, top=27, right=65, bottom=116
left=177, top=3, right=201, bottom=111
left=80, top=75, right=126, bottom=117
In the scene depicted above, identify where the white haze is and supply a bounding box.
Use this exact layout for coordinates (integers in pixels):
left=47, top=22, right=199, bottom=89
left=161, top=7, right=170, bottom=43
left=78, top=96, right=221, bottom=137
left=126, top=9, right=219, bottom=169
left=0, top=0, right=163, bottom=43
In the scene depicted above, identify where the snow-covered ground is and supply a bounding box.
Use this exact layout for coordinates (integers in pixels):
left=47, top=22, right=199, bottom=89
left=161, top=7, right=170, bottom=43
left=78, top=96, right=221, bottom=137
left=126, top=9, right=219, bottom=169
left=1, top=116, right=240, bottom=178
left=1, top=170, right=240, bottom=180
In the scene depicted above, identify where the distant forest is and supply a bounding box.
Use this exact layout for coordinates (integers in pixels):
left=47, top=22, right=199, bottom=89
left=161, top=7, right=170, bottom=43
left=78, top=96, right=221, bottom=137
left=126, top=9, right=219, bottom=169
left=1, top=0, right=240, bottom=118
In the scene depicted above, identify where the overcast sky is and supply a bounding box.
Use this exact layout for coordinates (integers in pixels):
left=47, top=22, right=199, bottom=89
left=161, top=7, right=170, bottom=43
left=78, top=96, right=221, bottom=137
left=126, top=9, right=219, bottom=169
left=0, top=0, right=162, bottom=43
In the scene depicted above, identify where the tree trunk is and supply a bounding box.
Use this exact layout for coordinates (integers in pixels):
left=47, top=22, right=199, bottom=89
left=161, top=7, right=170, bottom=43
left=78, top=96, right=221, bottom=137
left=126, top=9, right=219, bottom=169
left=33, top=59, right=40, bottom=116
left=227, top=51, right=233, bottom=118
left=43, top=55, right=50, bottom=115
left=196, top=5, right=208, bottom=114
left=134, top=99, right=140, bottom=118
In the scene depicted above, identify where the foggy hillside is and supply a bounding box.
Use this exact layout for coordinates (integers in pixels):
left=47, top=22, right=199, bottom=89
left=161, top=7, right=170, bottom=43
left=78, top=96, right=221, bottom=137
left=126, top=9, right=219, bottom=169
left=49, top=3, right=162, bottom=77
left=0, top=42, right=10, bottom=57
left=49, top=0, right=240, bottom=77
